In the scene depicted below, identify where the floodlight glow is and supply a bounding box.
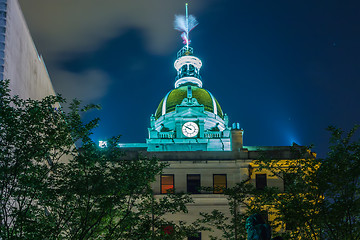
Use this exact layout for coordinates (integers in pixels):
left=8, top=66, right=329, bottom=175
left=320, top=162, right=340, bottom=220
left=162, top=91, right=171, bottom=115
left=208, top=91, right=217, bottom=115
left=99, top=141, right=108, bottom=148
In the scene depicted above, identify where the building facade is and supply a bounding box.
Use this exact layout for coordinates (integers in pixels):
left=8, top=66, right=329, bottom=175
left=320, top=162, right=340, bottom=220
left=119, top=44, right=314, bottom=239
left=0, top=0, right=55, bottom=100
left=147, top=46, right=232, bottom=152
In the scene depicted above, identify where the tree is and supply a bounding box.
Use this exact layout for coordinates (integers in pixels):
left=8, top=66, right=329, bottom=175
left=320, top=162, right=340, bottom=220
left=252, top=126, right=360, bottom=240
left=196, top=147, right=321, bottom=240
left=318, top=126, right=360, bottom=240
left=252, top=147, right=323, bottom=240
left=201, top=126, right=360, bottom=240
left=0, top=80, right=197, bottom=239
left=197, top=182, right=257, bottom=240
left=131, top=191, right=206, bottom=239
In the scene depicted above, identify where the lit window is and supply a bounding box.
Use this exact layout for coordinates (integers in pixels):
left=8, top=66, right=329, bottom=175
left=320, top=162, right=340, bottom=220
left=256, top=174, right=267, bottom=190
left=161, top=174, right=174, bottom=194
left=213, top=174, right=227, bottom=193
left=187, top=174, right=201, bottom=194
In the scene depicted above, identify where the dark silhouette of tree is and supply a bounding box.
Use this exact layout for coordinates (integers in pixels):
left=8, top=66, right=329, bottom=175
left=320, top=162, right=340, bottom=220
left=0, top=80, right=199, bottom=239
left=198, top=126, right=359, bottom=240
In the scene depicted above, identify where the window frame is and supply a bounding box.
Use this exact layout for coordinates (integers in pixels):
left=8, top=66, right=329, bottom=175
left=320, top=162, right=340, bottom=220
left=188, top=232, right=201, bottom=240
left=213, top=174, right=227, bottom=194
left=283, top=172, right=296, bottom=192
left=256, top=173, right=267, bottom=190
left=187, top=174, right=201, bottom=194
left=160, top=174, right=174, bottom=194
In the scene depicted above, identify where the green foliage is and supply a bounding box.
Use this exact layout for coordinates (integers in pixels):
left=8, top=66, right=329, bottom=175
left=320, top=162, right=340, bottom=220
left=0, top=80, right=77, bottom=239
left=318, top=125, right=360, bottom=240
left=197, top=182, right=257, bottom=240
left=129, top=192, right=206, bottom=239
left=0, top=80, right=197, bottom=239
left=253, top=148, right=323, bottom=240
left=198, top=126, right=360, bottom=240
left=251, top=126, right=360, bottom=240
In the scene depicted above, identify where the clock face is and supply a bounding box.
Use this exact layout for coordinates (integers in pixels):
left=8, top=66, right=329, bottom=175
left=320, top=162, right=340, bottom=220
left=182, top=122, right=199, bottom=138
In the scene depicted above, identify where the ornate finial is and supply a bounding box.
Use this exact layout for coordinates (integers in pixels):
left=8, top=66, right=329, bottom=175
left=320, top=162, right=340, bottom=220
left=174, top=3, right=198, bottom=49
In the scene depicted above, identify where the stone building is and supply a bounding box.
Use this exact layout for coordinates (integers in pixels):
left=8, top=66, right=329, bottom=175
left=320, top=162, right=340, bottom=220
left=118, top=44, right=314, bottom=239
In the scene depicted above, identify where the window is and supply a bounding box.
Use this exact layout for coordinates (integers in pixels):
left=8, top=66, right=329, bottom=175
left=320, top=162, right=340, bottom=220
left=188, top=232, right=201, bottom=240
left=260, top=211, right=269, bottom=223
left=284, top=173, right=296, bottom=192
left=286, top=221, right=295, bottom=230
left=181, top=65, right=187, bottom=74
left=189, top=65, right=196, bottom=76
left=256, top=174, right=267, bottom=190
left=213, top=174, right=227, bottom=193
left=161, top=174, right=174, bottom=194
left=187, top=174, right=201, bottom=194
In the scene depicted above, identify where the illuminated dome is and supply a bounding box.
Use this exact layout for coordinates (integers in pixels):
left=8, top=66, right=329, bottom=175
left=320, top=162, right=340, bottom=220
left=155, top=85, right=223, bottom=119
left=147, top=6, right=232, bottom=152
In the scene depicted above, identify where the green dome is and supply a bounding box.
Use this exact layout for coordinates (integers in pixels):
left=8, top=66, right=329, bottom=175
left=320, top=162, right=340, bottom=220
left=155, top=86, right=223, bottom=119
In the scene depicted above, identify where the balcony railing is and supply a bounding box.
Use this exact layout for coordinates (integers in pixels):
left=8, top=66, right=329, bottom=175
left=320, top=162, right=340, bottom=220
left=158, top=132, right=175, bottom=139
left=204, top=131, right=222, bottom=138
left=157, top=131, right=222, bottom=139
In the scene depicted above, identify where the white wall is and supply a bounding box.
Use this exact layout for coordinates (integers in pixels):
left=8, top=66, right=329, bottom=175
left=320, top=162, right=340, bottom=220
left=2, top=0, right=55, bottom=100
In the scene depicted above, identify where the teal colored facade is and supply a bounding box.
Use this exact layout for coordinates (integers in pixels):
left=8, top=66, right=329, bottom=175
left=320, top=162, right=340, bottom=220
left=146, top=46, right=238, bottom=152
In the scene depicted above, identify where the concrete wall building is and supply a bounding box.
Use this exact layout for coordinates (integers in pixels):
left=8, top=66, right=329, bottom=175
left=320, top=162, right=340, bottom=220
left=0, top=0, right=55, bottom=100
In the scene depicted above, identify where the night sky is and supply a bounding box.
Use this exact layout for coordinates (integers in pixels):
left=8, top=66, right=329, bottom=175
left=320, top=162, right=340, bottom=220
left=19, top=0, right=360, bottom=158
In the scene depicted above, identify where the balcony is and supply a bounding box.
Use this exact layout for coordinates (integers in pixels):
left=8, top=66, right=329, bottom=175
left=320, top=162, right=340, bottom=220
left=204, top=131, right=222, bottom=138
left=158, top=132, right=175, bottom=139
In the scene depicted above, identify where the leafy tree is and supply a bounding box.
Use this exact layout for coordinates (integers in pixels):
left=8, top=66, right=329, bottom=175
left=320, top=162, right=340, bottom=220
left=129, top=191, right=206, bottom=239
left=200, top=126, right=359, bottom=240
left=252, top=126, right=360, bottom=240
left=318, top=126, right=360, bottom=240
left=252, top=147, right=323, bottom=240
left=197, top=182, right=263, bottom=240
left=0, top=80, right=197, bottom=239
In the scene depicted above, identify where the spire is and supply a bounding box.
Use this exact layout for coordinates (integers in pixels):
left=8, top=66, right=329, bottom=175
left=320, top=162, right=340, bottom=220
left=174, top=3, right=198, bottom=49
left=173, top=4, right=202, bottom=88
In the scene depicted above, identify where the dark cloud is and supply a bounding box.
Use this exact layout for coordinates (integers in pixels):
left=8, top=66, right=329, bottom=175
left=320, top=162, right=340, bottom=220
left=52, top=69, right=111, bottom=102
left=19, top=0, right=216, bottom=60
left=19, top=0, right=217, bottom=102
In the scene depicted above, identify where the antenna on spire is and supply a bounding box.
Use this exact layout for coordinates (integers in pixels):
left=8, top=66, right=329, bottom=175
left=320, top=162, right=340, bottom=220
left=174, top=3, right=198, bottom=49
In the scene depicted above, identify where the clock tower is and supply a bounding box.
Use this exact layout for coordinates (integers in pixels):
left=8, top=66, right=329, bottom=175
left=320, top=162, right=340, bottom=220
left=147, top=46, right=234, bottom=151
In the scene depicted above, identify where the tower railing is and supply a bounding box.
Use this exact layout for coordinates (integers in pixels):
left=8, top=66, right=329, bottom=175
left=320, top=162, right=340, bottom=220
left=177, top=46, right=194, bottom=58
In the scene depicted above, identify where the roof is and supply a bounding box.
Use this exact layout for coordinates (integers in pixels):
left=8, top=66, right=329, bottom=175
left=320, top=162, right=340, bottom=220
left=155, top=86, right=223, bottom=119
